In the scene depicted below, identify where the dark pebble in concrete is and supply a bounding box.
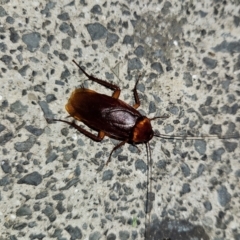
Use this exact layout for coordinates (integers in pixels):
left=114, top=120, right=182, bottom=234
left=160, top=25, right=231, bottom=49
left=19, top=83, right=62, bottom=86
left=42, top=205, right=56, bottom=222
left=38, top=100, right=54, bottom=119
left=202, top=57, right=217, bottom=69
left=106, top=32, right=119, bottom=48
left=234, top=54, right=240, bottom=71
left=128, top=58, right=143, bottom=71
left=18, top=64, right=29, bottom=76
left=149, top=101, right=156, bottom=114
left=9, top=27, right=20, bottom=43
left=29, top=233, right=46, bottom=239
left=41, top=1, right=56, bottom=16
left=17, top=171, right=42, bottom=186
left=74, top=164, right=81, bottom=176
left=0, top=175, right=10, bottom=186
left=217, top=185, right=231, bottom=207
left=107, top=233, right=116, bottom=240
left=86, top=23, right=108, bottom=41
left=16, top=205, right=32, bottom=216
left=0, top=6, right=7, bottom=17
left=119, top=230, right=130, bottom=240
left=59, top=22, right=70, bottom=33
left=62, top=37, right=71, bottom=50
left=235, top=169, right=240, bottom=178
left=213, top=40, right=240, bottom=53
left=203, top=201, right=212, bottom=211
left=46, top=151, right=58, bottom=164
left=169, top=106, right=179, bottom=115
left=35, top=191, right=48, bottom=199
left=56, top=201, right=65, bottom=214
left=0, top=104, right=8, bottom=113
left=211, top=147, right=225, bottom=161
left=223, top=141, right=238, bottom=152
left=89, top=231, right=101, bottom=240
left=135, top=159, right=147, bottom=173
left=13, top=222, right=27, bottom=230
left=180, top=183, right=191, bottom=196
left=194, top=140, right=206, bottom=155
left=59, top=178, right=79, bottom=190
left=60, top=67, right=71, bottom=79
left=91, top=5, right=102, bottom=15
left=1, top=160, right=12, bottom=173
left=46, top=94, right=57, bottom=103
left=134, top=45, right=144, bottom=57
left=65, top=225, right=82, bottom=239
left=197, top=163, right=205, bottom=177
left=181, top=163, right=190, bottom=177
left=0, top=55, right=12, bottom=65
left=10, top=100, right=28, bottom=116
left=102, top=169, right=114, bottom=181
left=14, top=136, right=36, bottom=152
left=0, top=132, right=13, bottom=146
left=156, top=160, right=167, bottom=169
left=183, top=72, right=193, bottom=87
left=123, top=35, right=134, bottom=47
left=52, top=193, right=65, bottom=201
left=57, top=12, right=70, bottom=21
left=199, top=10, right=208, bottom=17
left=151, top=62, right=164, bottom=74
left=122, top=184, right=133, bottom=195
left=164, top=124, right=174, bottom=134
left=22, top=32, right=41, bottom=52
left=59, top=53, right=68, bottom=61
left=6, top=16, right=15, bottom=24
left=25, top=125, right=44, bottom=136
left=118, top=155, right=128, bottom=162
left=209, top=124, right=222, bottom=135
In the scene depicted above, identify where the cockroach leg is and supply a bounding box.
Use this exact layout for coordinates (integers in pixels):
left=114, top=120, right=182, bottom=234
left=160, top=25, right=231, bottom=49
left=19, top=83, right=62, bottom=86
left=150, top=114, right=170, bottom=121
left=48, top=118, right=105, bottom=142
left=132, top=143, right=141, bottom=154
left=132, top=75, right=141, bottom=109
left=106, top=140, right=127, bottom=165
left=72, top=60, right=121, bottom=99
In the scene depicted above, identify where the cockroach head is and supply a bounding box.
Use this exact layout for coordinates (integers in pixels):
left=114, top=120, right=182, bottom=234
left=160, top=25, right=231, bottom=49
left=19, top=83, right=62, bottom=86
left=132, top=117, right=154, bottom=143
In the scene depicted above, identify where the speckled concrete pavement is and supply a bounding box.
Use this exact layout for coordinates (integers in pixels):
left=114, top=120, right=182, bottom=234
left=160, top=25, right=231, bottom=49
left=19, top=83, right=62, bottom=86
left=0, top=1, right=240, bottom=240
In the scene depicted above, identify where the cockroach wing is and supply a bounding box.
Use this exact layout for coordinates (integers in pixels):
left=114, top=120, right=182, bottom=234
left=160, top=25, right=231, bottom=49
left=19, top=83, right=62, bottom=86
left=65, top=88, right=143, bottom=141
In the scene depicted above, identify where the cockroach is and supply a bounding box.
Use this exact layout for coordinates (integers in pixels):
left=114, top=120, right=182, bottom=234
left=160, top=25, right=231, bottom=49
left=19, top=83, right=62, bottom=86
left=47, top=59, right=239, bottom=239
left=48, top=60, right=169, bottom=165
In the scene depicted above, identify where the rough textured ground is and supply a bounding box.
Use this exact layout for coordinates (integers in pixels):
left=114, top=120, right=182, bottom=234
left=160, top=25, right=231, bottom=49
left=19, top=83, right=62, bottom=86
left=0, top=1, right=240, bottom=240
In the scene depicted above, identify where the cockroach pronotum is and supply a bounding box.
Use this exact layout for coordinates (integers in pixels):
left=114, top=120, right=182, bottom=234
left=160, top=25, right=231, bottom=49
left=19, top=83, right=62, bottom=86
left=47, top=59, right=239, bottom=239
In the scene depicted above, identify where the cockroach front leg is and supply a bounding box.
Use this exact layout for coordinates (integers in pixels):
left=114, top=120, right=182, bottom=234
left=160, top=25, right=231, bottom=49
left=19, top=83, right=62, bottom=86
left=72, top=60, right=121, bottom=99
left=106, top=140, right=127, bottom=165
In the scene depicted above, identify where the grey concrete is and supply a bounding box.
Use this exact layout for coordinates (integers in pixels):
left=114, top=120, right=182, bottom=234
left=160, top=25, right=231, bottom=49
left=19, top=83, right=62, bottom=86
left=0, top=1, right=240, bottom=239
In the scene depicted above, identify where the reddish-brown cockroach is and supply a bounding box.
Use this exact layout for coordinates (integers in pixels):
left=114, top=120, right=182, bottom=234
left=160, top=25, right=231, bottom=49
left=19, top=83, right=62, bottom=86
left=47, top=59, right=239, bottom=239
left=49, top=60, right=168, bottom=165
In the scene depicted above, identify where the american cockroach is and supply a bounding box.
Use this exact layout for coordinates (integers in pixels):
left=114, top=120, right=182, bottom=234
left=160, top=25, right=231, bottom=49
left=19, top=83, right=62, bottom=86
left=47, top=59, right=239, bottom=239
left=49, top=60, right=168, bottom=165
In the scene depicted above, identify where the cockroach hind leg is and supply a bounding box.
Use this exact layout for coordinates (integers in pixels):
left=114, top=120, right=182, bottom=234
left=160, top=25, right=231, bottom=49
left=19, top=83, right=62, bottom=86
left=72, top=59, right=121, bottom=94
left=132, top=74, right=142, bottom=109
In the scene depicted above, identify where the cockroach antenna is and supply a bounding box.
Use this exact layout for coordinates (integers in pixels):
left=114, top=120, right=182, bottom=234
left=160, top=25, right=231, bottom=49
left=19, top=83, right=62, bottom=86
left=144, top=117, right=239, bottom=238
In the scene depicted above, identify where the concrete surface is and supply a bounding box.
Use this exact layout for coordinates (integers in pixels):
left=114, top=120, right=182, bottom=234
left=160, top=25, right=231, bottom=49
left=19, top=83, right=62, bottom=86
left=0, top=1, right=240, bottom=240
